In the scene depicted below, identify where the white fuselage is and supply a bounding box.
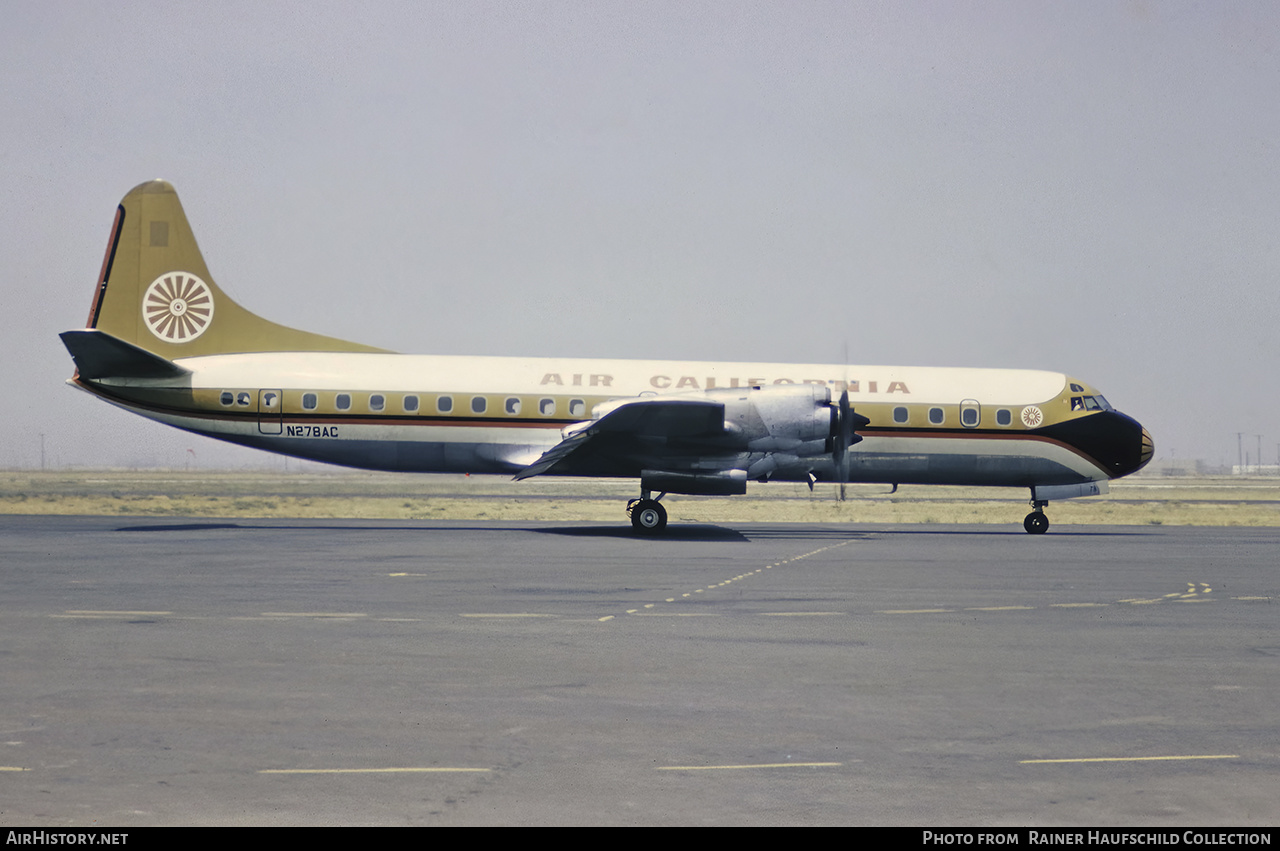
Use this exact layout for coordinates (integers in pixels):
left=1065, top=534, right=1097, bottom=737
left=76, top=352, right=1143, bottom=488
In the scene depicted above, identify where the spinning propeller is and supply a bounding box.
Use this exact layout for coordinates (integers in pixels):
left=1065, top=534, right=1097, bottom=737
left=830, top=387, right=869, bottom=501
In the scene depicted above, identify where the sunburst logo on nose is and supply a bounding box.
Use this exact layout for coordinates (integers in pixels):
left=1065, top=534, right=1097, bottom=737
left=143, top=272, right=214, bottom=342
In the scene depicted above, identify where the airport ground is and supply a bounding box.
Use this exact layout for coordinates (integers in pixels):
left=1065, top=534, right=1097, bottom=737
left=0, top=473, right=1276, bottom=826
left=4, top=469, right=1280, bottom=527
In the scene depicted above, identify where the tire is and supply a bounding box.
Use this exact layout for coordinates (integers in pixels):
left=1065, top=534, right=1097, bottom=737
left=1023, top=512, right=1049, bottom=534
left=630, top=499, right=667, bottom=533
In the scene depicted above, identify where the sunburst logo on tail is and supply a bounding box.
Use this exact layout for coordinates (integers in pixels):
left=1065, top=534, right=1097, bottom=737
left=143, top=272, right=214, bottom=342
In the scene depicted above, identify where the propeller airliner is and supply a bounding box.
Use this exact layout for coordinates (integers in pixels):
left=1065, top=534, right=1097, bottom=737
left=61, top=181, right=1153, bottom=533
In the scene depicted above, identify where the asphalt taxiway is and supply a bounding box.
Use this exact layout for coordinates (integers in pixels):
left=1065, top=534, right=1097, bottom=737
left=0, top=516, right=1276, bottom=825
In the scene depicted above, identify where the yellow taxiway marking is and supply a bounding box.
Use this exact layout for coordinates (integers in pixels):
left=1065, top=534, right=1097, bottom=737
left=966, top=606, right=1035, bottom=611
left=57, top=610, right=172, bottom=617
left=656, top=762, right=843, bottom=771
left=1050, top=603, right=1109, bottom=608
left=879, top=608, right=954, bottom=614
left=0, top=766, right=30, bottom=771
left=598, top=538, right=856, bottom=621
left=261, top=612, right=366, bottom=618
left=260, top=767, right=491, bottom=774
left=1020, top=754, right=1239, bottom=765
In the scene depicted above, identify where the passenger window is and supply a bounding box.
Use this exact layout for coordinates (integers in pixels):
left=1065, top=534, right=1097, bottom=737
left=262, top=392, right=279, bottom=409
left=996, top=409, right=1011, bottom=426
left=369, top=394, right=385, bottom=412
left=471, top=396, right=487, bottom=414
left=961, top=407, right=978, bottom=427
left=569, top=399, right=586, bottom=417
left=928, top=407, right=944, bottom=425
left=539, top=398, right=556, bottom=416
left=336, top=393, right=351, bottom=411
left=220, top=391, right=234, bottom=406
left=505, top=397, right=522, bottom=416
left=893, top=407, right=908, bottom=424
left=403, top=395, right=419, bottom=413
left=302, top=393, right=318, bottom=411
left=437, top=395, right=453, bottom=414
left=236, top=392, right=251, bottom=407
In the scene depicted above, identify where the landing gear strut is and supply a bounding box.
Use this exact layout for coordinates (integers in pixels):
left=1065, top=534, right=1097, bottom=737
left=627, top=491, right=667, bottom=534
left=1023, top=499, right=1049, bottom=534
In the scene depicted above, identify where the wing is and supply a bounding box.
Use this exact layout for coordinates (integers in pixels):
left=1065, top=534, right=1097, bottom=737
left=513, top=396, right=727, bottom=480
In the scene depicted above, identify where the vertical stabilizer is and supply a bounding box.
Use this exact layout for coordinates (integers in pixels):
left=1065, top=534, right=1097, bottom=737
left=83, top=180, right=388, bottom=357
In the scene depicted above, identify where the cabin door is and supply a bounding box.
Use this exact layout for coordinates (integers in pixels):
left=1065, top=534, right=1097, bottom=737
left=258, top=389, right=283, bottom=435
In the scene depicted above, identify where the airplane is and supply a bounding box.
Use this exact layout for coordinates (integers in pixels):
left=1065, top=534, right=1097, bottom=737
left=60, top=180, right=1153, bottom=534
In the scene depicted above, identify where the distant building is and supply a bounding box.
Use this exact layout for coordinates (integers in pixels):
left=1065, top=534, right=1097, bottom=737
left=1136, top=459, right=1214, bottom=477
left=1231, top=464, right=1280, bottom=476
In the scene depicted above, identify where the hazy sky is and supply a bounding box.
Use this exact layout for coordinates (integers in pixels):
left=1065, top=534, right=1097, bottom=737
left=4, top=1, right=1278, bottom=470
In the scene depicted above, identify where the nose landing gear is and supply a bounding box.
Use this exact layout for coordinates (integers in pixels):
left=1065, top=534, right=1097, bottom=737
left=1024, top=499, right=1049, bottom=534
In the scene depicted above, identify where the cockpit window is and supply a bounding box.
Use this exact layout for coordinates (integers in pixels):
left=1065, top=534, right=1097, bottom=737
left=1074, top=395, right=1112, bottom=412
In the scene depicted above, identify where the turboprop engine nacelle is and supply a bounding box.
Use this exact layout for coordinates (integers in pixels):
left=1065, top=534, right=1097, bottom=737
left=709, top=384, right=839, bottom=456
left=580, top=384, right=863, bottom=458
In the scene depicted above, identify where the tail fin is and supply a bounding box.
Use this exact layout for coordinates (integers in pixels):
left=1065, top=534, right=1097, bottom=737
left=81, top=180, right=389, bottom=358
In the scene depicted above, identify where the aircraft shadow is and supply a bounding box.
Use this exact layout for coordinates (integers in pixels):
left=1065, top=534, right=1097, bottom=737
left=114, top=519, right=752, bottom=542
left=533, top=524, right=750, bottom=542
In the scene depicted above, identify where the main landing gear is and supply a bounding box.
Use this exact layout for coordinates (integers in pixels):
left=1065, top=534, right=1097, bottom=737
left=627, top=491, right=667, bottom=534
left=1023, top=499, right=1049, bottom=534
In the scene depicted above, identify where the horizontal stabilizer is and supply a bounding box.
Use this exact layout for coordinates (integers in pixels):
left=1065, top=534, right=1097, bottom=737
left=60, top=329, right=190, bottom=380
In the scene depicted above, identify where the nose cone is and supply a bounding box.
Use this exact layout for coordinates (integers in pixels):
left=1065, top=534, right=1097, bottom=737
left=1096, top=413, right=1153, bottom=478
left=1138, top=426, right=1154, bottom=473
left=1042, top=411, right=1152, bottom=479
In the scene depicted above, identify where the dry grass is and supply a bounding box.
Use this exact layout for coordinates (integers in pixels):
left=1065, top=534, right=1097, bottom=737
left=2, top=470, right=1278, bottom=526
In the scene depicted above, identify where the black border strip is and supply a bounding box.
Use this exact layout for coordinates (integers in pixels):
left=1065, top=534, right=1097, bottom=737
left=87, top=204, right=125, bottom=329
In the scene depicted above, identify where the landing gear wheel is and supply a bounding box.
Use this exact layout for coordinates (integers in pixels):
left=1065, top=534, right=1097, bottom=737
left=1023, top=512, right=1049, bottom=534
left=630, top=499, right=667, bottom=534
